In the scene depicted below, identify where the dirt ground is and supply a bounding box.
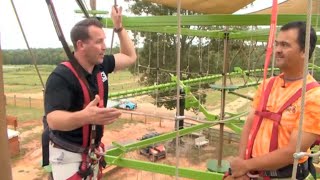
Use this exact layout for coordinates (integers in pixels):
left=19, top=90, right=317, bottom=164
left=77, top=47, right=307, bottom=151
left=9, top=94, right=247, bottom=180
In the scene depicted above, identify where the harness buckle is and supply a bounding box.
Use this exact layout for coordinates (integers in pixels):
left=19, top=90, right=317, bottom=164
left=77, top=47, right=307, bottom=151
left=77, top=162, right=93, bottom=178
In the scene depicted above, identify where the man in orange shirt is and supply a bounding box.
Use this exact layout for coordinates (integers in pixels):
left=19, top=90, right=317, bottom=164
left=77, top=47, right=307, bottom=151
left=229, top=21, right=320, bottom=180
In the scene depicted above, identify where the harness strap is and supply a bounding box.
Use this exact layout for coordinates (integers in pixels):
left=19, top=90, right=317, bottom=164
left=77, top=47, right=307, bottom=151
left=63, top=62, right=91, bottom=179
left=252, top=79, right=319, bottom=152
left=49, top=131, right=87, bottom=153
left=248, top=77, right=276, bottom=159
left=269, top=81, right=319, bottom=151
left=62, top=62, right=106, bottom=180
left=62, top=62, right=91, bottom=146
left=96, top=68, right=106, bottom=179
left=249, top=78, right=319, bottom=179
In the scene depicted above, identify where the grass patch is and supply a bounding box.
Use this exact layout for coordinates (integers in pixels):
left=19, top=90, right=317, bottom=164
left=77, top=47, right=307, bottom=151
left=105, top=118, right=140, bottom=131
left=6, top=105, right=44, bottom=122
left=20, top=132, right=42, bottom=146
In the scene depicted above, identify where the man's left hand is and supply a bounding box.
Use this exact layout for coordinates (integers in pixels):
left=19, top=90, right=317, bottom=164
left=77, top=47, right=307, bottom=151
left=111, top=6, right=122, bottom=29
left=229, top=157, right=249, bottom=178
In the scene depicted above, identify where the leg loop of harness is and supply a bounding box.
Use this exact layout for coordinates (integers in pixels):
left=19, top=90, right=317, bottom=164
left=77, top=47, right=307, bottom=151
left=66, top=143, right=106, bottom=180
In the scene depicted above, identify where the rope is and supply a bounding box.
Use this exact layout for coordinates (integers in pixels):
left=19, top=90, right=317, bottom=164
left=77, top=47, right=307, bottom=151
left=10, top=0, right=45, bottom=89
left=147, top=33, right=152, bottom=74
left=109, top=0, right=118, bottom=54
left=207, top=42, right=210, bottom=75
left=45, top=0, right=74, bottom=62
left=120, top=110, right=247, bottom=125
left=162, top=33, right=166, bottom=65
left=154, top=34, right=160, bottom=122
left=175, top=0, right=182, bottom=179
left=291, top=0, right=313, bottom=178
left=75, top=0, right=90, bottom=18
left=311, top=0, right=320, bottom=76
left=198, top=38, right=203, bottom=74
left=90, top=0, right=96, bottom=11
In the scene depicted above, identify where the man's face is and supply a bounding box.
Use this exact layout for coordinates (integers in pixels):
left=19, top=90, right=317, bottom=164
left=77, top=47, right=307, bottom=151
left=82, top=25, right=106, bottom=65
left=274, top=29, right=305, bottom=71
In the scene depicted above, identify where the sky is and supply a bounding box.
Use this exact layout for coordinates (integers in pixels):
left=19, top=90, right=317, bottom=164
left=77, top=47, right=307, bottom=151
left=0, top=0, right=285, bottom=50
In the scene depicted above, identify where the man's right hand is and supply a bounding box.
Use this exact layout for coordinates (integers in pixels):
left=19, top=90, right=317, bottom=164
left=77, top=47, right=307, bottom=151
left=84, top=95, right=121, bottom=125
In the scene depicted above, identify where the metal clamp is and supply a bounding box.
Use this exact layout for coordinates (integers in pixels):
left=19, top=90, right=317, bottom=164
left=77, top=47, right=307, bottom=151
left=175, top=115, right=185, bottom=120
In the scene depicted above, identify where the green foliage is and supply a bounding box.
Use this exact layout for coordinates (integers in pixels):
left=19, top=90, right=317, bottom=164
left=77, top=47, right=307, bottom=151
left=3, top=63, right=132, bottom=94
left=2, top=47, right=121, bottom=65
left=3, top=48, right=67, bottom=65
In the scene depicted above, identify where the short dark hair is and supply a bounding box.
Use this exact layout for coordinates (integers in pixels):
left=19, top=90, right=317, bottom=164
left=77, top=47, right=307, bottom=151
left=280, top=21, right=317, bottom=59
left=70, top=18, right=103, bottom=50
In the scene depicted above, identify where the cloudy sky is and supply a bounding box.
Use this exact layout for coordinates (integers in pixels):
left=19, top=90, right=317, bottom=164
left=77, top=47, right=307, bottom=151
left=0, top=0, right=284, bottom=50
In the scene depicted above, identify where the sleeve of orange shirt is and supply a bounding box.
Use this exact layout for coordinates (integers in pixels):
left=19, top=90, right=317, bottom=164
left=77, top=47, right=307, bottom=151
left=297, top=88, right=320, bottom=136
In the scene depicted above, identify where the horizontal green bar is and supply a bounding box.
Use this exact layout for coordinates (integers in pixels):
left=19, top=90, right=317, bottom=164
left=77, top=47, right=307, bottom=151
left=103, top=14, right=320, bottom=27
left=103, top=16, right=320, bottom=43
left=129, top=26, right=225, bottom=38
left=107, top=123, right=212, bottom=156
left=105, top=155, right=224, bottom=179
left=108, top=74, right=222, bottom=99
left=128, top=26, right=271, bottom=39
left=75, top=10, right=108, bottom=15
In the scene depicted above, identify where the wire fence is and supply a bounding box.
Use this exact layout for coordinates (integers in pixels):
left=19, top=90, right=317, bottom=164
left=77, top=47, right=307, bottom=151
left=4, top=94, right=240, bottom=143
left=5, top=95, right=43, bottom=109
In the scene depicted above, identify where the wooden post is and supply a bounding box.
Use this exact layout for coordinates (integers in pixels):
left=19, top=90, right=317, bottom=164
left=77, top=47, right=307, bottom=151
left=228, top=133, right=232, bottom=144
left=0, top=34, right=13, bottom=180
left=14, top=95, right=16, bottom=106
left=29, top=97, right=31, bottom=108
left=217, top=28, right=229, bottom=168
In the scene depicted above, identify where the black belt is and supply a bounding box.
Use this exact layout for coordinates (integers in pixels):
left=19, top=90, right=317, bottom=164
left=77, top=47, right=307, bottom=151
left=263, top=160, right=309, bottom=179
left=49, top=131, right=88, bottom=153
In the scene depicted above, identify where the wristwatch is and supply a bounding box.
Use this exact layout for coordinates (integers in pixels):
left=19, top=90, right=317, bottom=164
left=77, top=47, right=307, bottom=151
left=114, top=27, right=123, bottom=33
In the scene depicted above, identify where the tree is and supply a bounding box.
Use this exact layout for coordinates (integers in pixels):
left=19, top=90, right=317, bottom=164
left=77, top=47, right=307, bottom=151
left=128, top=0, right=212, bottom=110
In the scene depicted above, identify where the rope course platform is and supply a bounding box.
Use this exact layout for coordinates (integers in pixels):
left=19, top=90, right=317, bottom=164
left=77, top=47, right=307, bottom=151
left=210, top=84, right=239, bottom=92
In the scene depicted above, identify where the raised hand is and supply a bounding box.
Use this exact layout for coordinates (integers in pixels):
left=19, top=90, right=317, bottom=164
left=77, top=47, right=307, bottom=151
left=111, top=5, right=122, bottom=29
